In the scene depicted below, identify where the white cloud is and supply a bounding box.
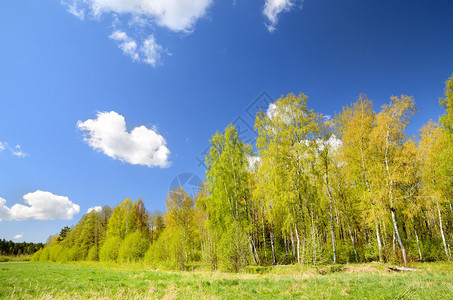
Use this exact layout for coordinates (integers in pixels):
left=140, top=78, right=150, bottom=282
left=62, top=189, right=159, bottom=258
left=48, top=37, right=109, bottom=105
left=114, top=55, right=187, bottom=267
left=12, top=145, right=28, bottom=158
left=87, top=206, right=102, bottom=213
left=109, top=30, right=140, bottom=62
left=315, top=134, right=342, bottom=152
left=0, top=191, right=80, bottom=221
left=141, top=35, right=164, bottom=66
left=63, top=0, right=212, bottom=64
left=13, top=234, right=23, bottom=239
left=64, top=0, right=213, bottom=32
left=263, top=0, right=302, bottom=32
left=0, top=142, right=28, bottom=157
left=266, top=103, right=277, bottom=119
left=0, top=198, right=10, bottom=221
left=247, top=155, right=260, bottom=171
left=77, top=111, right=170, bottom=168
left=109, top=31, right=164, bottom=66
left=67, top=2, right=85, bottom=20
left=266, top=101, right=296, bottom=124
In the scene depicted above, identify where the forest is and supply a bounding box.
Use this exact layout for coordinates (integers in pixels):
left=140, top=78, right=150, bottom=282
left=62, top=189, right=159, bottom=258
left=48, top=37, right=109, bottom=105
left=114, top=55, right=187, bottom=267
left=33, top=74, right=453, bottom=272
left=0, top=239, right=43, bottom=257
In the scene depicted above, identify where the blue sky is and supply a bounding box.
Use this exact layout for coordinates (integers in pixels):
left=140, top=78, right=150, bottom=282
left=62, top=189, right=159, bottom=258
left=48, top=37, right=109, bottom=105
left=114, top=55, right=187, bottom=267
left=1, top=0, right=452, bottom=243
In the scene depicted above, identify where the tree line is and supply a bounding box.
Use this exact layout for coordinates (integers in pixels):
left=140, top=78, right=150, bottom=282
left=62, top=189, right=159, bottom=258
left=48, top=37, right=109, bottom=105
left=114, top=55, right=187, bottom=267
left=33, top=74, right=453, bottom=271
left=0, top=239, right=43, bottom=256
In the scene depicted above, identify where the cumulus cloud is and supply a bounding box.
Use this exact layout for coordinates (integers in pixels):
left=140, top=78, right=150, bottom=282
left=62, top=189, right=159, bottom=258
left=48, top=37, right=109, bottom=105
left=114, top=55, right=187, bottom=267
left=263, top=0, right=302, bottom=32
left=0, top=198, right=10, bottom=221
left=13, top=234, right=23, bottom=239
left=77, top=111, right=170, bottom=168
left=0, top=191, right=80, bottom=221
left=87, top=206, right=102, bottom=213
left=65, top=0, right=213, bottom=32
left=109, top=31, right=163, bottom=66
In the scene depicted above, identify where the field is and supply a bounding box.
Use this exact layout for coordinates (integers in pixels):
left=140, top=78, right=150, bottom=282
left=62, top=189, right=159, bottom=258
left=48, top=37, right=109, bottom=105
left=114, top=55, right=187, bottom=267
left=1, top=262, right=453, bottom=299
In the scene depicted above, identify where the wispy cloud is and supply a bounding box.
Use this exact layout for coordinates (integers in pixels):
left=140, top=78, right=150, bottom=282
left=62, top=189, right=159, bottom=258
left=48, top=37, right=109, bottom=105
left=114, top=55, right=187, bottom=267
left=77, top=111, right=170, bottom=168
left=263, top=0, right=303, bottom=32
left=109, top=31, right=140, bottom=62
left=109, top=31, right=164, bottom=66
left=13, top=234, right=23, bottom=239
left=0, top=141, right=28, bottom=158
left=12, top=145, right=28, bottom=158
left=63, top=0, right=212, bottom=65
left=0, top=191, right=80, bottom=221
left=141, top=35, right=164, bottom=66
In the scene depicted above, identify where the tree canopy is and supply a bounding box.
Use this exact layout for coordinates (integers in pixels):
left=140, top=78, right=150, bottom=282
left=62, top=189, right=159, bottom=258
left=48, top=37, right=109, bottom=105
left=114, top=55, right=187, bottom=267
left=34, top=73, right=453, bottom=269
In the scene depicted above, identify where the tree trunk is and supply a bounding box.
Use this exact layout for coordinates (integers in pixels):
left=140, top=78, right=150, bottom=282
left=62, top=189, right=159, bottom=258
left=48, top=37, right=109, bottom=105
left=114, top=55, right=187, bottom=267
left=340, top=194, right=358, bottom=263
left=449, top=203, right=453, bottom=221
left=391, top=209, right=407, bottom=264
left=301, top=226, right=306, bottom=264
left=249, top=234, right=257, bottom=265
left=253, top=235, right=260, bottom=265
left=437, top=201, right=450, bottom=260
left=325, top=162, right=337, bottom=264
left=295, top=223, right=300, bottom=263
left=290, top=230, right=296, bottom=259
left=392, top=227, right=396, bottom=260
left=375, top=221, right=383, bottom=262
left=284, top=236, right=288, bottom=258
left=383, top=125, right=407, bottom=264
left=261, top=205, right=267, bottom=262
left=270, top=226, right=276, bottom=265
left=414, top=227, right=423, bottom=261
left=310, top=205, right=317, bottom=264
left=347, top=222, right=359, bottom=263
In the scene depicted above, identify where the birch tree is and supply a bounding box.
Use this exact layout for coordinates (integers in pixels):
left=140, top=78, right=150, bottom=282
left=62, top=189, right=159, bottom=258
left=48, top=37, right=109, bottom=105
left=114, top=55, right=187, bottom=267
left=371, top=95, right=416, bottom=264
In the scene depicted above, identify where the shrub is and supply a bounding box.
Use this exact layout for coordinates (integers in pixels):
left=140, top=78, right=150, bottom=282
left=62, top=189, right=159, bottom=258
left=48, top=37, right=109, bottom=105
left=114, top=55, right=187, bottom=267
left=58, top=248, right=70, bottom=262
left=49, top=245, right=63, bottom=262
left=31, top=249, right=42, bottom=261
left=87, top=246, right=99, bottom=261
left=39, top=248, right=50, bottom=262
left=218, top=221, right=250, bottom=272
left=144, top=236, right=167, bottom=267
left=118, top=231, right=149, bottom=263
left=99, top=236, right=121, bottom=262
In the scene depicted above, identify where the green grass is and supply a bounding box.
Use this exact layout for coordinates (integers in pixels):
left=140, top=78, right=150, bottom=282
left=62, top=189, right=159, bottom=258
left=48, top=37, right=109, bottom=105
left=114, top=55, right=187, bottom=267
left=1, top=262, right=452, bottom=299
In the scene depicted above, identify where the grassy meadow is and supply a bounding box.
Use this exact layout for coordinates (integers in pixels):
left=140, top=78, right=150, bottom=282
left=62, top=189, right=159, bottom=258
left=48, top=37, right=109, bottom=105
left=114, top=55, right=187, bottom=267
left=1, top=262, right=452, bottom=299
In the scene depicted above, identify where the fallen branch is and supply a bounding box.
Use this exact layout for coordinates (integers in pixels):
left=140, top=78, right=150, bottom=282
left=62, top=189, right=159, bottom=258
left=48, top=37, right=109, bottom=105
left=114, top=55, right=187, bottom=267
left=388, top=266, right=422, bottom=272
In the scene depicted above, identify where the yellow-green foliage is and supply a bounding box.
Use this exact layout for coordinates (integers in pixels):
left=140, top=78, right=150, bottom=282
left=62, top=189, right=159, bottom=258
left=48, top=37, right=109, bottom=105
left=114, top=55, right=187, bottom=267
left=99, top=236, right=121, bottom=262
left=144, top=233, right=167, bottom=267
left=118, top=231, right=149, bottom=263
left=87, top=246, right=98, bottom=261
left=218, top=220, right=250, bottom=272
left=31, top=74, right=453, bottom=270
